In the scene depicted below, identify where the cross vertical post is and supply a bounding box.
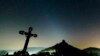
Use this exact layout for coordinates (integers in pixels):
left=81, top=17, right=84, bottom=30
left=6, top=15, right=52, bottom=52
left=19, top=27, right=37, bottom=56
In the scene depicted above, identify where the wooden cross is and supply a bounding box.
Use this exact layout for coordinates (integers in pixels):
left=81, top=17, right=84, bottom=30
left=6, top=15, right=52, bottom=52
left=19, top=27, right=37, bottom=56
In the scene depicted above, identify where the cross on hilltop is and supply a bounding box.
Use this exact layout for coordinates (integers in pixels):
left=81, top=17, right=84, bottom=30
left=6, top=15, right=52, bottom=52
left=19, top=27, right=37, bottom=56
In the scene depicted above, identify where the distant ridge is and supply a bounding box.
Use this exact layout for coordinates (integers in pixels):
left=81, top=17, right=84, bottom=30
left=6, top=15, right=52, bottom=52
left=0, top=47, right=45, bottom=55
left=84, top=47, right=100, bottom=51
left=83, top=47, right=100, bottom=56
left=27, top=47, right=45, bottom=54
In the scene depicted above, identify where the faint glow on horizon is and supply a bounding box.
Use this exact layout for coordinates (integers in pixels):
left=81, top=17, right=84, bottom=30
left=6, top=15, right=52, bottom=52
left=0, top=19, right=100, bottom=50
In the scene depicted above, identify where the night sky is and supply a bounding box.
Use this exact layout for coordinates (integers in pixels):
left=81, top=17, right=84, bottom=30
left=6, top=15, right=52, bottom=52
left=0, top=0, right=100, bottom=50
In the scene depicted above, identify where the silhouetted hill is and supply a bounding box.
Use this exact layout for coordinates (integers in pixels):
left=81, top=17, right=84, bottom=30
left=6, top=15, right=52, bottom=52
left=84, top=47, right=100, bottom=51
left=83, top=47, right=100, bottom=56
left=39, top=40, right=89, bottom=56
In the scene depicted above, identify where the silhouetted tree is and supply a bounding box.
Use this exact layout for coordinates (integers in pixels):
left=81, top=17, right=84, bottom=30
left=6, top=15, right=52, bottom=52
left=14, top=51, right=29, bottom=56
left=0, top=50, right=8, bottom=56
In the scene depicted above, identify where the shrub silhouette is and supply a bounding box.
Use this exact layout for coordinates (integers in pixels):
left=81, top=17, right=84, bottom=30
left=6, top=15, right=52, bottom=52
left=0, top=50, right=8, bottom=56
